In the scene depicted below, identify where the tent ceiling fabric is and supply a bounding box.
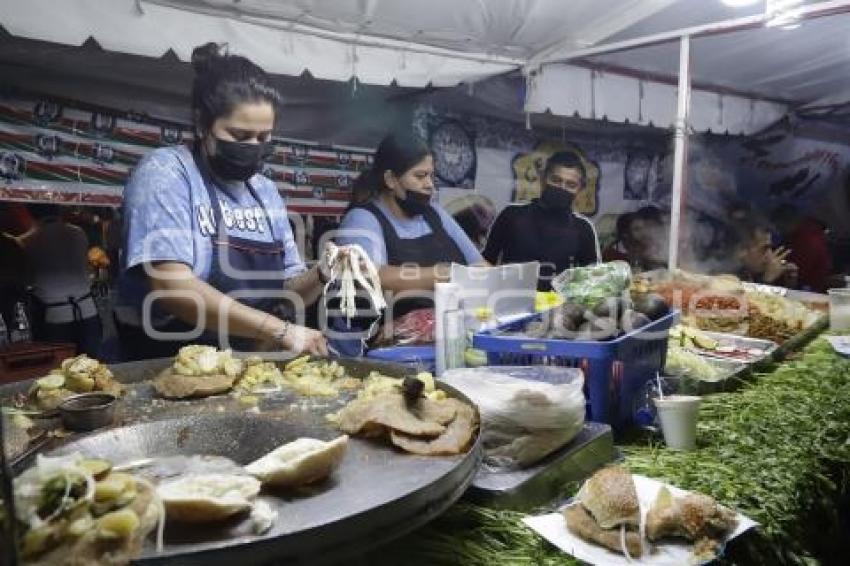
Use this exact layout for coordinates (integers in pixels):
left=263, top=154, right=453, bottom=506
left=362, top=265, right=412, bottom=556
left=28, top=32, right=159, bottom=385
left=524, top=64, right=788, bottom=135
left=0, top=0, right=847, bottom=129
left=587, top=10, right=850, bottom=106
left=0, top=0, right=791, bottom=88
left=0, top=32, right=413, bottom=148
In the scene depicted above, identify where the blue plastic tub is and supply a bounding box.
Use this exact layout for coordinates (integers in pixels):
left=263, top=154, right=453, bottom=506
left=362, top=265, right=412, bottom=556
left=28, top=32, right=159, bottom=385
left=365, top=345, right=436, bottom=374
left=472, top=310, right=678, bottom=428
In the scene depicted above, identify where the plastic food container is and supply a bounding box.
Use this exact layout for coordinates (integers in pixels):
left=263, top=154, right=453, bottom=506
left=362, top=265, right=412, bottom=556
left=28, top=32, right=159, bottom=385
left=828, top=288, right=850, bottom=331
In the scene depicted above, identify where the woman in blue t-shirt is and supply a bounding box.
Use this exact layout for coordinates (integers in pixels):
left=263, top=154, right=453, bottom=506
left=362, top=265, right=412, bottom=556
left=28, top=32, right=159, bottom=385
left=117, top=43, right=328, bottom=360
left=336, top=131, right=486, bottom=319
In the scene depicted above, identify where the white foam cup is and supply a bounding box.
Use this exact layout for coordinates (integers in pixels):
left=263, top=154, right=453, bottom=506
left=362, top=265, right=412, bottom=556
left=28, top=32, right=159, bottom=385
left=653, top=395, right=702, bottom=451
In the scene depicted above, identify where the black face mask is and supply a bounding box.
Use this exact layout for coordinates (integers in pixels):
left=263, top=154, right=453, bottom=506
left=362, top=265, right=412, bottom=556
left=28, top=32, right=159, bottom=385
left=207, top=138, right=273, bottom=181
left=396, top=189, right=432, bottom=216
left=540, top=184, right=575, bottom=212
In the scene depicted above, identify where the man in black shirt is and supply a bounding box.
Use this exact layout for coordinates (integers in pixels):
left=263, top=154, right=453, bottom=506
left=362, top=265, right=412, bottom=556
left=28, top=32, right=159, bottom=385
left=483, top=151, right=600, bottom=290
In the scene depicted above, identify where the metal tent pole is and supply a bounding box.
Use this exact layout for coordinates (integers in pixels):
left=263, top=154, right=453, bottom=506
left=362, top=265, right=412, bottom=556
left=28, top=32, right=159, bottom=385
left=668, top=35, right=691, bottom=271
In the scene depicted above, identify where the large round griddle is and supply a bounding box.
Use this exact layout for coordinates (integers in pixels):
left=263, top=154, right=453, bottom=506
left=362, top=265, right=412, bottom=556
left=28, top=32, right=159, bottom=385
left=4, top=357, right=481, bottom=565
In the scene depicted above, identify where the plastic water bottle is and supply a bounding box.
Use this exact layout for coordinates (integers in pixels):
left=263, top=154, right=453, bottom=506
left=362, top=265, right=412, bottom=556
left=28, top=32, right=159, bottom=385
left=0, top=313, right=8, bottom=347
left=10, top=302, right=31, bottom=343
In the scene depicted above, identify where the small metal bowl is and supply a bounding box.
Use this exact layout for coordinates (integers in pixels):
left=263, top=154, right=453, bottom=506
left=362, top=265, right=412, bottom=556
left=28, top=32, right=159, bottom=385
left=58, top=393, right=118, bottom=432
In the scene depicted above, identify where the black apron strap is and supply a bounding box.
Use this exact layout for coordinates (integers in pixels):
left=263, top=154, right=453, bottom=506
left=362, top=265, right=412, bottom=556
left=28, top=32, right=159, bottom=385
left=357, top=199, right=467, bottom=318
left=360, top=200, right=467, bottom=267
left=361, top=201, right=402, bottom=255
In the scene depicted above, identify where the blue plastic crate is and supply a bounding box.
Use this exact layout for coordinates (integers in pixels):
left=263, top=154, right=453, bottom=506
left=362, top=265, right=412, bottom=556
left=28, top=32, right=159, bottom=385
left=472, top=310, right=678, bottom=428
left=365, top=345, right=436, bottom=374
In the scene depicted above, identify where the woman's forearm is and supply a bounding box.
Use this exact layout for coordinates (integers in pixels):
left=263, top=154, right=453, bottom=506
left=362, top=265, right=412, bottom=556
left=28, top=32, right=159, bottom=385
left=283, top=265, right=324, bottom=305
left=146, top=262, right=285, bottom=340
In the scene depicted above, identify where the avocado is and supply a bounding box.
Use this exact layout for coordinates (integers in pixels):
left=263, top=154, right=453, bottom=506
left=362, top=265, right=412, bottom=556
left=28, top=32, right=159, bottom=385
left=550, top=325, right=581, bottom=340
left=575, top=321, right=593, bottom=341
left=591, top=298, right=615, bottom=319
left=577, top=319, right=618, bottom=341
left=592, top=296, right=633, bottom=325
left=524, top=319, right=549, bottom=338
left=561, top=302, right=586, bottom=326
left=633, top=293, right=670, bottom=321
left=620, top=310, right=651, bottom=332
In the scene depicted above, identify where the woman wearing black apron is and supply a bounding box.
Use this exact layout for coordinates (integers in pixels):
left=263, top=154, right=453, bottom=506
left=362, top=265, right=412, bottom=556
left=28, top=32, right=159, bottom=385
left=116, top=43, right=329, bottom=360
left=336, top=131, right=487, bottom=323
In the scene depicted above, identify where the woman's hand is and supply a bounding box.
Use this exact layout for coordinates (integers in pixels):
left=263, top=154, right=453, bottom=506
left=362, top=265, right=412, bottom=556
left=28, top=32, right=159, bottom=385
left=318, top=242, right=365, bottom=283
left=763, top=247, right=795, bottom=285
left=260, top=317, right=328, bottom=357
left=318, top=241, right=339, bottom=284
left=281, top=323, right=329, bottom=357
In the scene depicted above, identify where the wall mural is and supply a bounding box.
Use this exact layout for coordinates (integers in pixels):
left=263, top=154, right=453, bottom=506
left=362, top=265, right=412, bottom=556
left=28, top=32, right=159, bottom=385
left=416, top=103, right=850, bottom=269
left=413, top=103, right=671, bottom=248
left=737, top=130, right=843, bottom=203
left=428, top=119, right=477, bottom=189
left=0, top=94, right=373, bottom=215
left=624, top=151, right=666, bottom=201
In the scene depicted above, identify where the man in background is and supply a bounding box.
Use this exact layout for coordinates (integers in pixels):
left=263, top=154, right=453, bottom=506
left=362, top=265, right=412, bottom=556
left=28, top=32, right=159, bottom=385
left=731, top=220, right=799, bottom=288
left=771, top=204, right=833, bottom=293
left=483, top=151, right=600, bottom=290
left=603, top=206, right=666, bottom=273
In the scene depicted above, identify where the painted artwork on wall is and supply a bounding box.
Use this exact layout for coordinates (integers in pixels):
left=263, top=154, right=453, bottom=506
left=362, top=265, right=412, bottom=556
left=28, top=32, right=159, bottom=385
left=623, top=152, right=653, bottom=200
left=429, top=119, right=477, bottom=189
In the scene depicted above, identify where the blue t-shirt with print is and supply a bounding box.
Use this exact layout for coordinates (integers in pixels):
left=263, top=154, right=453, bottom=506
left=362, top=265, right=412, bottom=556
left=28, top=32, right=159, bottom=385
left=118, top=145, right=305, bottom=315
left=335, top=198, right=483, bottom=266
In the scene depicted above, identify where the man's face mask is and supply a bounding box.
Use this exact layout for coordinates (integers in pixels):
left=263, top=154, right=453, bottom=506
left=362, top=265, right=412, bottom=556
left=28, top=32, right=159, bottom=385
left=208, top=138, right=273, bottom=181
left=541, top=166, right=582, bottom=212
left=540, top=184, right=575, bottom=212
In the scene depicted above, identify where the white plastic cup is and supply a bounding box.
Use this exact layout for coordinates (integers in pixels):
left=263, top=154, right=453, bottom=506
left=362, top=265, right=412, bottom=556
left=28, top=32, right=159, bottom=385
left=653, top=395, right=702, bottom=451
left=828, top=288, right=850, bottom=332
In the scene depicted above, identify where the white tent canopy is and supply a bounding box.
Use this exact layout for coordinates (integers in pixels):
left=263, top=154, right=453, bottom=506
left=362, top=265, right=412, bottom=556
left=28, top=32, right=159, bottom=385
left=585, top=10, right=850, bottom=108
left=1, top=0, right=849, bottom=127
left=524, top=64, right=788, bottom=135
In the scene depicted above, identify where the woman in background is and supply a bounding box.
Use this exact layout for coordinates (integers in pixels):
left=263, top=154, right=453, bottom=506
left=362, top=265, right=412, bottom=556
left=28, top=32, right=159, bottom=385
left=335, top=131, right=486, bottom=317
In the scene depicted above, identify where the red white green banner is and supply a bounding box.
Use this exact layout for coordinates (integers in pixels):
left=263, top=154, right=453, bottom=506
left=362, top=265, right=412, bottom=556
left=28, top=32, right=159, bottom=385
left=0, top=94, right=373, bottom=215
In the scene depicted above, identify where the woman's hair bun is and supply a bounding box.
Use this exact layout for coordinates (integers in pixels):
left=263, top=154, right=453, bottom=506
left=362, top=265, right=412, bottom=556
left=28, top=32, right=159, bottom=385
left=191, top=42, right=224, bottom=75
left=189, top=41, right=281, bottom=133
